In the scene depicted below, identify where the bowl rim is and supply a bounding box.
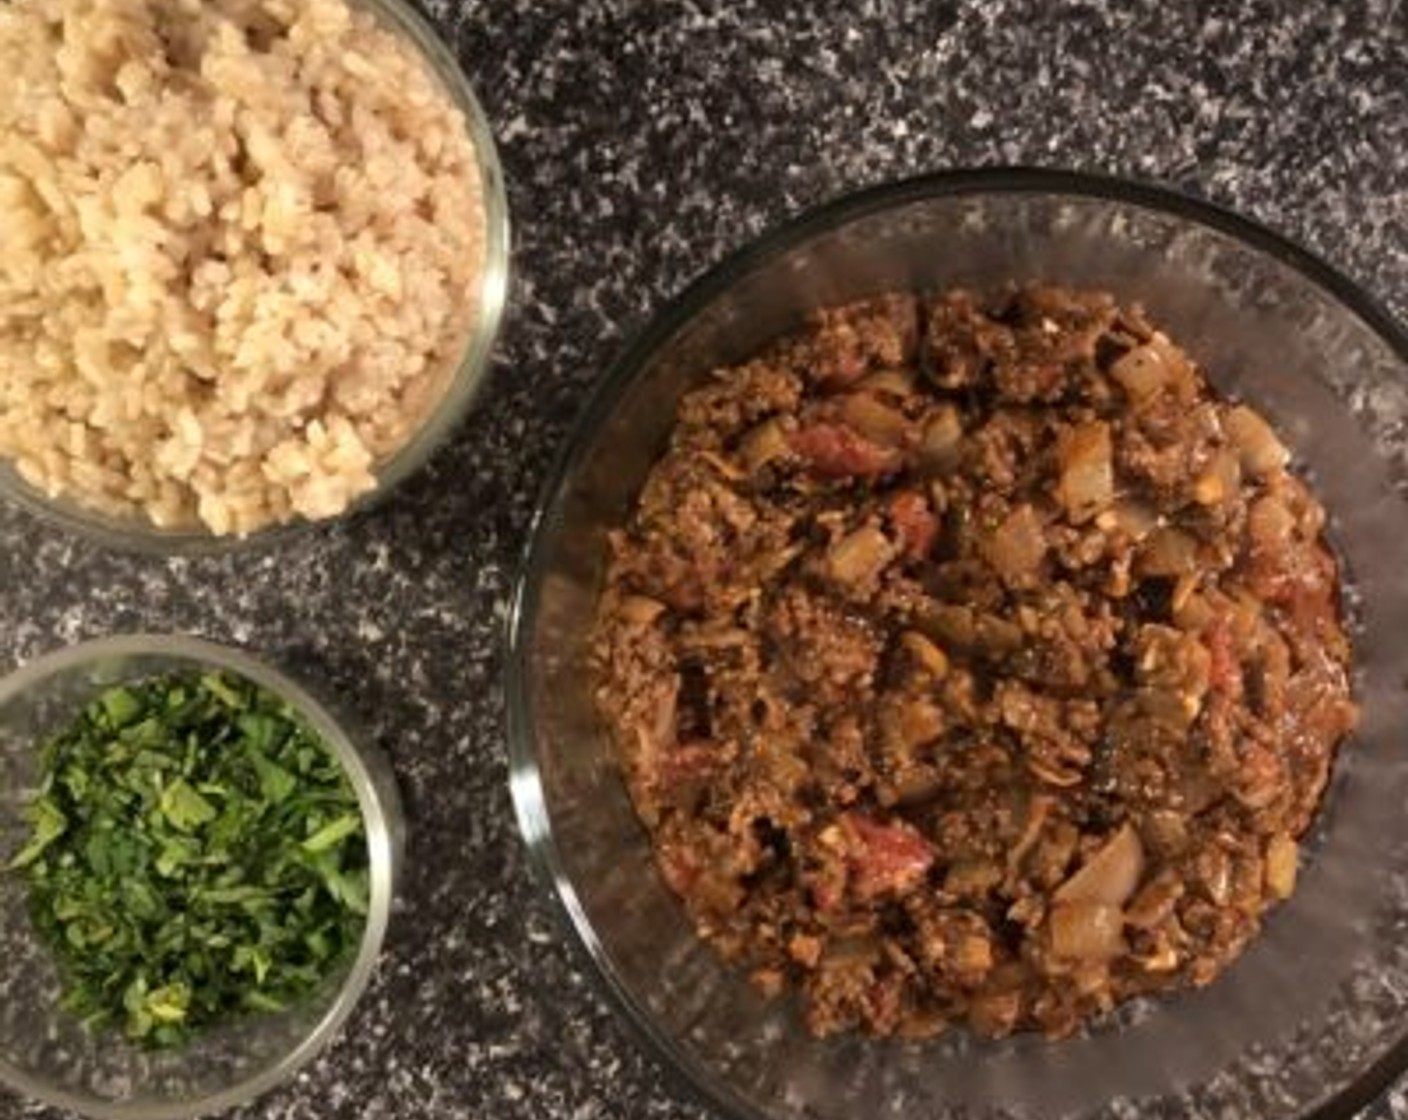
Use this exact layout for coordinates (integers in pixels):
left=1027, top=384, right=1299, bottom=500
left=504, top=166, right=1408, bottom=1120
left=0, top=633, right=401, bottom=1120
left=0, top=0, right=512, bottom=556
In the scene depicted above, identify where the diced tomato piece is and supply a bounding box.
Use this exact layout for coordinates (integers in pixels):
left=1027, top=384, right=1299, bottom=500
left=1234, top=740, right=1285, bottom=810
left=1204, top=619, right=1243, bottom=701
left=1250, top=538, right=1334, bottom=606
left=1253, top=547, right=1340, bottom=649
left=840, top=812, right=936, bottom=901
left=1297, top=683, right=1359, bottom=743
left=658, top=847, right=699, bottom=895
left=888, top=491, right=939, bottom=560
left=807, top=864, right=847, bottom=913
left=863, top=974, right=904, bottom=1033
left=819, top=349, right=868, bottom=388
left=657, top=740, right=724, bottom=787
left=789, top=423, right=903, bottom=479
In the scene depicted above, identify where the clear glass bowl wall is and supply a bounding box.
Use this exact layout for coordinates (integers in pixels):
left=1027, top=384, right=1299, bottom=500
left=508, top=173, right=1408, bottom=1120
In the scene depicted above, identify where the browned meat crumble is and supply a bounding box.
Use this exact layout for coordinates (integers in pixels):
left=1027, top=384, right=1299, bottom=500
left=592, top=285, right=1358, bottom=1040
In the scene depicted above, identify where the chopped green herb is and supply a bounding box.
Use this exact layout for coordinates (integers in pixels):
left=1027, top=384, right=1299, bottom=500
left=302, top=813, right=362, bottom=854
left=5, top=670, right=368, bottom=1050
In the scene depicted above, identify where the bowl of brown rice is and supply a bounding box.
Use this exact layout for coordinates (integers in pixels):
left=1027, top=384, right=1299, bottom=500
left=0, top=0, right=509, bottom=549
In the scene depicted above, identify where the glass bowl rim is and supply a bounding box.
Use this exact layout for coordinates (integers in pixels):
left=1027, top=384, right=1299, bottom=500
left=504, top=166, right=1408, bottom=1120
left=0, top=633, right=399, bottom=1120
left=0, top=0, right=512, bottom=556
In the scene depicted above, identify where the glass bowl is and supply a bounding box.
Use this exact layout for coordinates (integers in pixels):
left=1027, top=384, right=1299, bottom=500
left=506, top=169, right=1408, bottom=1120
left=0, top=635, right=403, bottom=1119
left=0, top=0, right=510, bottom=555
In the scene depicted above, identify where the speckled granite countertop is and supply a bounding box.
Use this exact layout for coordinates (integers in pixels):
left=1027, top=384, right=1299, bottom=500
left=2, top=0, right=1405, bottom=1117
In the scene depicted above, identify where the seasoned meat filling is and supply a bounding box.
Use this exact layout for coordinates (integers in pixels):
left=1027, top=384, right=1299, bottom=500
left=593, top=285, right=1357, bottom=1040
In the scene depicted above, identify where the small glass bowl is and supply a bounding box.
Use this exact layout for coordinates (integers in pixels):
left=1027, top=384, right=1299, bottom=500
left=0, top=0, right=510, bottom=554
left=507, top=169, right=1408, bottom=1120
left=0, top=635, right=403, bottom=1120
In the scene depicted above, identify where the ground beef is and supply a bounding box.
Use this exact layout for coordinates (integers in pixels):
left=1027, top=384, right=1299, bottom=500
left=592, top=285, right=1358, bottom=1040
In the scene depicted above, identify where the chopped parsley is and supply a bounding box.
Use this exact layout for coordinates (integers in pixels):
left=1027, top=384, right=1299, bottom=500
left=6, top=670, right=369, bottom=1049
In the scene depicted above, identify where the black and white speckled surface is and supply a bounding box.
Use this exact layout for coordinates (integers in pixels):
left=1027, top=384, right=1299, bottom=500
left=2, top=0, right=1404, bottom=1117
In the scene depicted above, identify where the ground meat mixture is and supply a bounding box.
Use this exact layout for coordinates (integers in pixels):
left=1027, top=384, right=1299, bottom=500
left=592, top=285, right=1358, bottom=1040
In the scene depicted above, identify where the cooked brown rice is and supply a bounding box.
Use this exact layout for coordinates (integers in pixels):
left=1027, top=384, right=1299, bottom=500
left=0, top=0, right=487, bottom=535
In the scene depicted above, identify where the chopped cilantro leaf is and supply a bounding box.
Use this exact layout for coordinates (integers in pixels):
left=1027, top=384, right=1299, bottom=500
left=5, top=670, right=368, bottom=1049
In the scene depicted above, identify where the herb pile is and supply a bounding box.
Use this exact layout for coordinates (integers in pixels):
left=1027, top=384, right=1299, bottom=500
left=5, top=671, right=369, bottom=1049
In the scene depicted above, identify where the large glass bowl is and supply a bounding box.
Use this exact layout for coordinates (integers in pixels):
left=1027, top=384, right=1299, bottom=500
left=0, top=0, right=510, bottom=554
left=0, top=635, right=403, bottom=1119
left=506, top=169, right=1408, bottom=1120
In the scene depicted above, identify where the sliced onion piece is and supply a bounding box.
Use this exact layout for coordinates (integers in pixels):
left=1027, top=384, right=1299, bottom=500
left=827, top=524, right=896, bottom=586
left=1057, top=420, right=1114, bottom=524
left=1265, top=833, right=1298, bottom=899
left=982, top=504, right=1047, bottom=581
left=739, top=418, right=792, bottom=472
left=1137, top=527, right=1199, bottom=577
left=841, top=392, right=912, bottom=446
left=919, top=405, right=964, bottom=470
left=1111, top=342, right=1173, bottom=403
left=1226, top=404, right=1290, bottom=478
left=1050, top=900, right=1127, bottom=960
left=1054, top=822, right=1145, bottom=907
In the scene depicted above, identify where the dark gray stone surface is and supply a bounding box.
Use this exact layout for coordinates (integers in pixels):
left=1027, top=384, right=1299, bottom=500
left=1, top=0, right=1404, bottom=1117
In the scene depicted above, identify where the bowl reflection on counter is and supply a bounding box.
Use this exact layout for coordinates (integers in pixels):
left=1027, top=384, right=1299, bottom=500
left=507, top=169, right=1408, bottom=1120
